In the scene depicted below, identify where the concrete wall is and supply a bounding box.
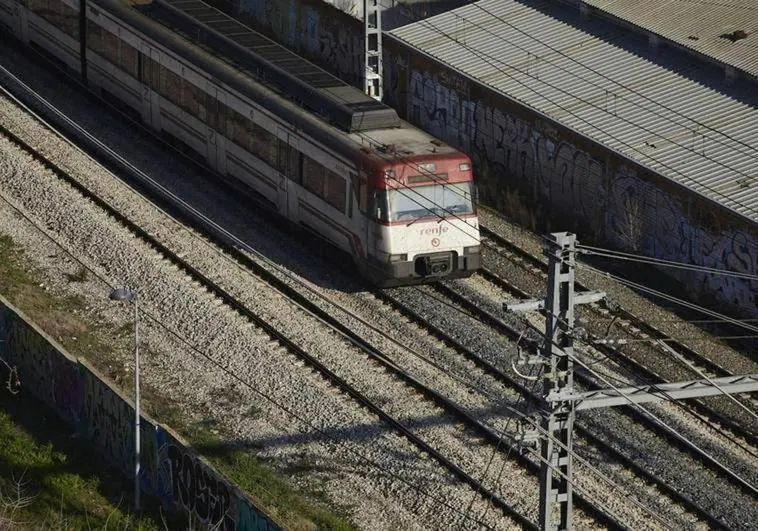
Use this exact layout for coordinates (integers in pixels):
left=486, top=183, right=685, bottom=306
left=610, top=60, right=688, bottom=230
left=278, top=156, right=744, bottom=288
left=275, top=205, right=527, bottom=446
left=322, top=0, right=466, bottom=29
left=223, top=0, right=758, bottom=316
left=224, top=0, right=758, bottom=316
left=0, top=298, right=279, bottom=531
left=385, top=47, right=758, bottom=317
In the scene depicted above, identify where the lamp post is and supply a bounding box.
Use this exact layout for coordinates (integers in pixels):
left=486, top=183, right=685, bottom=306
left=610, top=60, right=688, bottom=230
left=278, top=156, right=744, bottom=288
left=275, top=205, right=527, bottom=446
left=109, top=287, right=140, bottom=512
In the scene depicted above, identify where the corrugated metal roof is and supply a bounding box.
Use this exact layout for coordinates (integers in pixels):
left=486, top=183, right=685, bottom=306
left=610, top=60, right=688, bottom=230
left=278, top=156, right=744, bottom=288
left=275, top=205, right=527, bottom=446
left=389, top=0, right=758, bottom=223
left=584, top=0, right=758, bottom=80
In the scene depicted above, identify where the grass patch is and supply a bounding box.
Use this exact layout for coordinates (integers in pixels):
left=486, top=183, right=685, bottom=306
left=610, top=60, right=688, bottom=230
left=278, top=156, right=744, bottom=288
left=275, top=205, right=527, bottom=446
left=0, top=390, right=179, bottom=530
left=0, top=234, right=355, bottom=529
left=189, top=427, right=356, bottom=531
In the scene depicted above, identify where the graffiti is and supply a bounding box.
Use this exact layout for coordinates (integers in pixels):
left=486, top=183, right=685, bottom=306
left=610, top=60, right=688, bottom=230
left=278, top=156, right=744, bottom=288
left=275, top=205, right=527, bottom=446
left=237, top=0, right=362, bottom=86
left=166, top=443, right=235, bottom=529
left=83, top=371, right=134, bottom=476
left=0, top=301, right=278, bottom=528
left=1, top=315, right=84, bottom=426
left=140, top=420, right=172, bottom=502
left=403, top=64, right=758, bottom=315
left=237, top=498, right=278, bottom=531
left=315, top=17, right=361, bottom=84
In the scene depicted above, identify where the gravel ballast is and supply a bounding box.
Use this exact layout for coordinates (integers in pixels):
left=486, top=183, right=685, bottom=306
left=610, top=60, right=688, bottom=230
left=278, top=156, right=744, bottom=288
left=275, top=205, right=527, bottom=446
left=0, top=41, right=756, bottom=529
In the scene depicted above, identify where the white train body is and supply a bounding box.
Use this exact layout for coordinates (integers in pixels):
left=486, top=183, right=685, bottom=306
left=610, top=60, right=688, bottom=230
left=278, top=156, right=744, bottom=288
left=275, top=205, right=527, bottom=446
left=0, top=0, right=481, bottom=285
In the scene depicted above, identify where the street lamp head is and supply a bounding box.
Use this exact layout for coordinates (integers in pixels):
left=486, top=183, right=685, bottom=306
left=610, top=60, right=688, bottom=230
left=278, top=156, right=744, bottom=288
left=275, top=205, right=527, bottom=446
left=109, top=287, right=137, bottom=302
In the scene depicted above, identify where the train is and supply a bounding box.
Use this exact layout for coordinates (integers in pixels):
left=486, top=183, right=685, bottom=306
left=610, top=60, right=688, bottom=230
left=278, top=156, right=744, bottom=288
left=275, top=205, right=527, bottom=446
left=0, top=0, right=481, bottom=286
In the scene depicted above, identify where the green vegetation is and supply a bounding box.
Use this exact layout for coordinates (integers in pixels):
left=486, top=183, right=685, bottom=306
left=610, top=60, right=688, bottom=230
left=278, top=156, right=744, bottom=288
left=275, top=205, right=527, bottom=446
left=190, top=426, right=355, bottom=531
left=0, top=391, right=169, bottom=530
left=0, top=234, right=356, bottom=529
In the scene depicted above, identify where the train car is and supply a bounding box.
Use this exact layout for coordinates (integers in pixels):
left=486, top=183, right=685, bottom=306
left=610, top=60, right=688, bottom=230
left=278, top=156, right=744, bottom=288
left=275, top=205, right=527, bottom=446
left=0, top=0, right=481, bottom=286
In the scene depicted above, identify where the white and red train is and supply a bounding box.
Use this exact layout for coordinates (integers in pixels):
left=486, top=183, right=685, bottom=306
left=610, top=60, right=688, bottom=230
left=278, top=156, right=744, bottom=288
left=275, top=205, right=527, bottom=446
left=0, top=0, right=481, bottom=286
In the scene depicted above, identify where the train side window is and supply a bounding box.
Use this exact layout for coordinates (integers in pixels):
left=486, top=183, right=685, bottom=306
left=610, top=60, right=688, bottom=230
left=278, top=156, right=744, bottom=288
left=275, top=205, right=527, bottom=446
left=159, top=65, right=182, bottom=105
left=149, top=57, right=160, bottom=91
left=250, top=123, right=277, bottom=168
left=206, top=95, right=220, bottom=131
left=289, top=148, right=302, bottom=184
left=302, top=154, right=325, bottom=197
left=195, top=84, right=207, bottom=122
left=182, top=79, right=203, bottom=120
left=217, top=102, right=231, bottom=137
left=61, top=1, right=78, bottom=38
left=102, top=30, right=120, bottom=66
left=121, top=41, right=138, bottom=79
left=227, top=108, right=251, bottom=151
left=324, top=170, right=346, bottom=213
left=276, top=138, right=287, bottom=174
left=87, top=20, right=103, bottom=55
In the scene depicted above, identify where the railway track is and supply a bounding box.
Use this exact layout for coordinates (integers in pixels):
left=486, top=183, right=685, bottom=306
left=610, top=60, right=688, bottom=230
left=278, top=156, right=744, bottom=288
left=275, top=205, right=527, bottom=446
left=0, top=69, right=651, bottom=528
left=376, top=283, right=751, bottom=529
left=2, top=51, right=755, bottom=528
left=0, top=78, right=549, bottom=529
left=480, top=225, right=758, bottom=439
left=430, top=276, right=758, bottom=494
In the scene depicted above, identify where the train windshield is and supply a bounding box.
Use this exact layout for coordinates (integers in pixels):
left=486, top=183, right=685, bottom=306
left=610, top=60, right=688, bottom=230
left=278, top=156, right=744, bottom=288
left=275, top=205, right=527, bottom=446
left=386, top=182, right=476, bottom=223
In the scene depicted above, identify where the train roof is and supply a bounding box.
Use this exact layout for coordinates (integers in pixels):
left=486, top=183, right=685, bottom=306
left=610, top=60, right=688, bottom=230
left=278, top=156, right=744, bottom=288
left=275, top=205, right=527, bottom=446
left=133, top=0, right=399, bottom=133
left=96, top=0, right=460, bottom=165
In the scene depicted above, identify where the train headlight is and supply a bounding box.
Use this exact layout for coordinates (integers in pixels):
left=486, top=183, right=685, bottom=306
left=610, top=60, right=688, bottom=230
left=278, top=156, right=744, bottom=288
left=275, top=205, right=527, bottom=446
left=463, top=245, right=480, bottom=255
left=459, top=162, right=471, bottom=171
left=389, top=253, right=408, bottom=263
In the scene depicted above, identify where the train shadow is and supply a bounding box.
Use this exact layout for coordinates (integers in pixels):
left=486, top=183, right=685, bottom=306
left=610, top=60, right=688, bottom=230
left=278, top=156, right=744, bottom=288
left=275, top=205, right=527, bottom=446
left=0, top=37, right=369, bottom=295
left=191, top=400, right=542, bottom=483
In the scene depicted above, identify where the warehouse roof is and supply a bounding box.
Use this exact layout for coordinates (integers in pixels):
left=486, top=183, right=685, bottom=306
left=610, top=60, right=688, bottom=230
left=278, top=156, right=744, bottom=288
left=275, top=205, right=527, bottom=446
left=389, top=0, right=758, bottom=223
left=582, top=0, right=758, bottom=81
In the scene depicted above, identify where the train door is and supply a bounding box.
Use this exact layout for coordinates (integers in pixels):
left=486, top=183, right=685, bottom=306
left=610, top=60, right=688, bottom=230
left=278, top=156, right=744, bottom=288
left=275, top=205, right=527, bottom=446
left=276, top=127, right=294, bottom=219
left=365, top=171, right=382, bottom=261
left=13, top=1, right=28, bottom=43
left=139, top=44, right=160, bottom=127
left=205, top=82, right=220, bottom=172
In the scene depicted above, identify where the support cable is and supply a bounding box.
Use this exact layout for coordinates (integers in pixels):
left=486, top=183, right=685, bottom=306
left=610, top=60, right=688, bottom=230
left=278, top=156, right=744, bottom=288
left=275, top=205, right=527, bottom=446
left=383, top=1, right=758, bottom=231
left=576, top=244, right=758, bottom=281
left=565, top=344, right=758, bottom=496
left=394, top=0, right=758, bottom=163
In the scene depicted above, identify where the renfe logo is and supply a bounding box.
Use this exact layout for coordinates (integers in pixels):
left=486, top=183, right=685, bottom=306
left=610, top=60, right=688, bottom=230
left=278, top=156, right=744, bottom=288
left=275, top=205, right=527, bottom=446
left=420, top=226, right=449, bottom=235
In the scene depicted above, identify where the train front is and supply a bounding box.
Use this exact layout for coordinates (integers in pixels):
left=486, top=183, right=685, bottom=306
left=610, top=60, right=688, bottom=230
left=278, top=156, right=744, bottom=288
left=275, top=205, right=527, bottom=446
left=368, top=153, right=481, bottom=286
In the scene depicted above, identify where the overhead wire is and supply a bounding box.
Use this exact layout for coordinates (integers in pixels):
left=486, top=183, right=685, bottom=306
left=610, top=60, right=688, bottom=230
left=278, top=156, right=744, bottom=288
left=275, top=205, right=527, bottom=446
left=0, top=70, right=503, bottom=525
left=401, top=288, right=682, bottom=525
left=475, top=361, right=543, bottom=526
left=576, top=243, right=758, bottom=281
left=0, top=183, right=499, bottom=525
left=4, top=88, right=685, bottom=531
left=582, top=264, right=758, bottom=337
left=577, top=264, right=758, bottom=423
left=388, top=2, right=758, bottom=478
left=389, top=0, right=758, bottom=171
left=593, top=335, right=758, bottom=344
left=384, top=0, right=758, bottom=242
left=3, top=62, right=659, bottom=525
left=564, top=345, right=758, bottom=496
left=8, top=11, right=748, bottom=524
left=148, top=1, right=758, bottom=518
left=403, top=0, right=758, bottom=163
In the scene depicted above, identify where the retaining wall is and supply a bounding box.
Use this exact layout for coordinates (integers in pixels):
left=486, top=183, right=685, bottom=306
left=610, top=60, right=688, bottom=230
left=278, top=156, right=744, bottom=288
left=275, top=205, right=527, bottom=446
left=225, top=0, right=758, bottom=318
left=0, top=297, right=279, bottom=531
left=385, top=46, right=758, bottom=317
